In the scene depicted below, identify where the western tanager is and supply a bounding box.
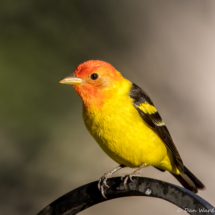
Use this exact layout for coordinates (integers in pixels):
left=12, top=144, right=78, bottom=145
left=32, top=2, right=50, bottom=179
left=60, top=60, right=205, bottom=198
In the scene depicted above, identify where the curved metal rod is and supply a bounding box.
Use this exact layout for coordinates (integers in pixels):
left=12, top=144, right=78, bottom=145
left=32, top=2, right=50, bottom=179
left=37, top=177, right=214, bottom=215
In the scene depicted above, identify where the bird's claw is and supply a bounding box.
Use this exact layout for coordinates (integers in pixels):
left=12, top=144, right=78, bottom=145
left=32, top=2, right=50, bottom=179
left=98, top=172, right=112, bottom=199
left=121, top=173, right=133, bottom=189
left=98, top=175, right=109, bottom=190
left=121, top=172, right=141, bottom=189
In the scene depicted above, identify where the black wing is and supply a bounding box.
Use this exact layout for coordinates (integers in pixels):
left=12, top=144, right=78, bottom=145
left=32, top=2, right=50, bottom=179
left=130, top=83, right=184, bottom=172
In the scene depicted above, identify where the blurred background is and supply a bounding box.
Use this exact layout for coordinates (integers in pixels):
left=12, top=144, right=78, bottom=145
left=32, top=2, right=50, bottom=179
left=1, top=0, right=215, bottom=214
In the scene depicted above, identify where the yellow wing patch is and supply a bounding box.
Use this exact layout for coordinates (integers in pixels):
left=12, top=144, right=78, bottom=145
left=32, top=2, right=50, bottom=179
left=135, top=102, right=165, bottom=126
left=137, top=102, right=157, bottom=114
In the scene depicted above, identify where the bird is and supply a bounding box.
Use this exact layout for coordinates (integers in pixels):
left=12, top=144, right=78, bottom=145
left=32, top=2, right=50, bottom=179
left=60, top=60, right=205, bottom=198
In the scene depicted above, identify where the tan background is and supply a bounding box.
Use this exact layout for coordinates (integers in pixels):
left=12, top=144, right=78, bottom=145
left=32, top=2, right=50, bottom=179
left=0, top=0, right=215, bottom=214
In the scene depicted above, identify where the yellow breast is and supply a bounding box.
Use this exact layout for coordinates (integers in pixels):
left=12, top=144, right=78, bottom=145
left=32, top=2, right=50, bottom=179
left=83, top=79, right=178, bottom=173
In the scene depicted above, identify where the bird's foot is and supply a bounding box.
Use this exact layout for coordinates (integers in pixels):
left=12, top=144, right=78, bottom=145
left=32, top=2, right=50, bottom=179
left=98, top=165, right=126, bottom=199
left=121, top=171, right=141, bottom=189
left=121, top=163, right=146, bottom=189
left=98, top=171, right=113, bottom=199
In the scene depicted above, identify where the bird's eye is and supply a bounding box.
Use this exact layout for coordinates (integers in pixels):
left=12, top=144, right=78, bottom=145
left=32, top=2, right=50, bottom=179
left=90, top=73, right=99, bottom=80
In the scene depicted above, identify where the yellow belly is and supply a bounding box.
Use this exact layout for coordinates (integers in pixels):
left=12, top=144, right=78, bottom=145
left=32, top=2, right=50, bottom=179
left=83, top=87, right=179, bottom=174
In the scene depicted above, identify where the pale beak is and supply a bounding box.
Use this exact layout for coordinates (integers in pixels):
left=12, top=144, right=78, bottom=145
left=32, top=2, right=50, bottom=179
left=59, top=74, right=83, bottom=85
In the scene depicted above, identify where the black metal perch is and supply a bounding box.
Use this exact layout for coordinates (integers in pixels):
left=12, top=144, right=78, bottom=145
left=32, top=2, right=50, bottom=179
left=37, top=177, right=214, bottom=215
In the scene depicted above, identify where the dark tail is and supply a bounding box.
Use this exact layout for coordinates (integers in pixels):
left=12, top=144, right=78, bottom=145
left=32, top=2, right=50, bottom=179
left=171, top=165, right=205, bottom=193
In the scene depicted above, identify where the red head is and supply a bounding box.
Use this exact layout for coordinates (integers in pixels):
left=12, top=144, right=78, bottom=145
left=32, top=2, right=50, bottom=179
left=60, top=60, right=123, bottom=109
